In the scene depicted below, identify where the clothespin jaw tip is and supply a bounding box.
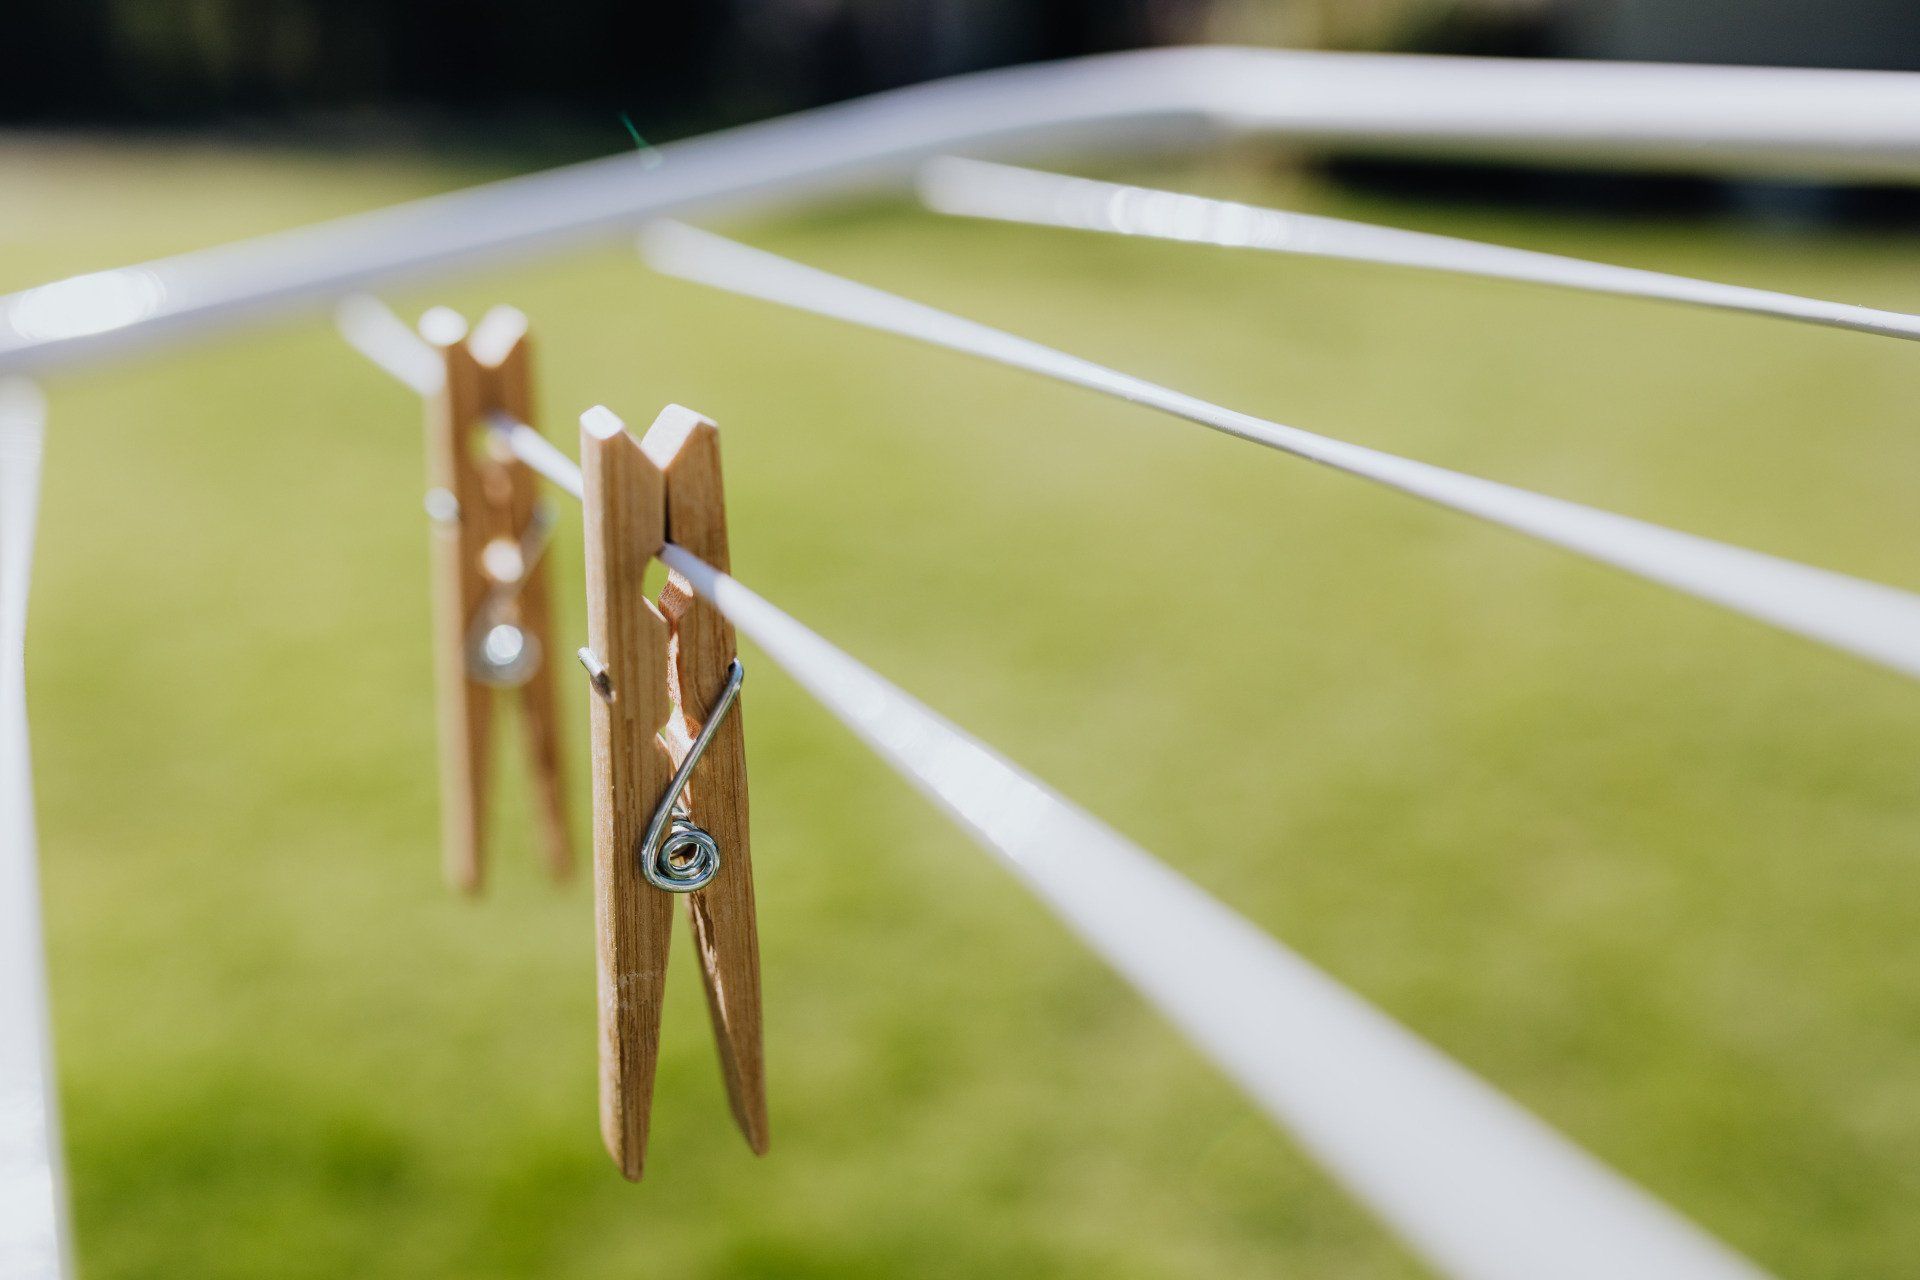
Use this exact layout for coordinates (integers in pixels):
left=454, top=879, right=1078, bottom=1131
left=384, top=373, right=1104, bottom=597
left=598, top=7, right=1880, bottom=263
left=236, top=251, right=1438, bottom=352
left=582, top=404, right=628, bottom=440
left=419, top=306, right=470, bottom=347
left=469, top=305, right=529, bottom=366
left=637, top=402, right=710, bottom=467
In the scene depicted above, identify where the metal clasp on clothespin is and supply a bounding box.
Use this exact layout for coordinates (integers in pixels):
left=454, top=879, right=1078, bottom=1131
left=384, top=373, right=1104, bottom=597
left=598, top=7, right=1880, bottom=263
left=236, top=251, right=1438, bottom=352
left=578, top=403, right=766, bottom=1181
left=637, top=657, right=744, bottom=894
left=467, top=499, right=558, bottom=687
left=419, top=305, right=572, bottom=893
left=579, top=647, right=743, bottom=893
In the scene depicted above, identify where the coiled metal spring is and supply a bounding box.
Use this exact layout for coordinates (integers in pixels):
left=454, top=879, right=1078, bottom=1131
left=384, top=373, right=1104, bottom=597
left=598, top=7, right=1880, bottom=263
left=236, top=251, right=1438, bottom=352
left=636, top=658, right=744, bottom=893
left=649, top=813, right=722, bottom=892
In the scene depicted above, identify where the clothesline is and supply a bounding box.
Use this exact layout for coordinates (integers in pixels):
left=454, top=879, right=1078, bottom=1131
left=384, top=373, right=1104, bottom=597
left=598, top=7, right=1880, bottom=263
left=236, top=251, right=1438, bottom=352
left=921, top=155, right=1920, bottom=343
left=639, top=220, right=1920, bottom=682
left=655, top=542, right=1771, bottom=1280
left=339, top=305, right=1770, bottom=1280
left=14, top=48, right=1920, bottom=377
left=0, top=379, right=70, bottom=1279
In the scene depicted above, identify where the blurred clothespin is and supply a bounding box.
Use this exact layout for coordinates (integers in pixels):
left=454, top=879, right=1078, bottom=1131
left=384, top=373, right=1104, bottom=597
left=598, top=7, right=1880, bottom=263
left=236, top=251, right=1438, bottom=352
left=420, top=305, right=572, bottom=893
left=578, top=404, right=766, bottom=1180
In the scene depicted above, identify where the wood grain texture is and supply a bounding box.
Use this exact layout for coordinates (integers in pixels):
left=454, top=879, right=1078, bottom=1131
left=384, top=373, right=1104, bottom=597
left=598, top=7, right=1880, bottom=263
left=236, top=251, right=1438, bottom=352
left=643, top=405, right=769, bottom=1156
left=473, top=308, right=572, bottom=883
left=580, top=406, right=675, bottom=1181
left=425, top=318, right=491, bottom=894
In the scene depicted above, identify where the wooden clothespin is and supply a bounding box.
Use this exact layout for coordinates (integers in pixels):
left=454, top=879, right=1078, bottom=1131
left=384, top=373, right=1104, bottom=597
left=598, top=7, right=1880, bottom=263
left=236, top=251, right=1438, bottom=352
left=420, top=305, right=572, bottom=893
left=578, top=403, right=766, bottom=1180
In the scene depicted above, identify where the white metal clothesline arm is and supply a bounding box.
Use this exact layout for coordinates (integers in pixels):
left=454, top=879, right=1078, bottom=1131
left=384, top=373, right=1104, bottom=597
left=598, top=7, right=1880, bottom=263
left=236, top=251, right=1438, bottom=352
left=919, top=155, right=1920, bottom=343
left=13, top=48, right=1920, bottom=376
left=659, top=542, right=1774, bottom=1280
left=0, top=379, right=72, bottom=1280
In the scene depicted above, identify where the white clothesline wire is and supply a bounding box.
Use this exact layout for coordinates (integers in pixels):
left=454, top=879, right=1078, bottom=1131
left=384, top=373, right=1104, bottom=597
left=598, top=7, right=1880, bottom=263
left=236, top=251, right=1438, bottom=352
left=657, top=543, right=1772, bottom=1280
left=15, top=48, right=1920, bottom=376
left=0, top=379, right=73, bottom=1280
left=638, top=220, right=1920, bottom=683
left=920, top=156, right=1920, bottom=343
left=498, top=419, right=585, bottom=501
left=336, top=295, right=445, bottom=395
left=337, top=312, right=1772, bottom=1279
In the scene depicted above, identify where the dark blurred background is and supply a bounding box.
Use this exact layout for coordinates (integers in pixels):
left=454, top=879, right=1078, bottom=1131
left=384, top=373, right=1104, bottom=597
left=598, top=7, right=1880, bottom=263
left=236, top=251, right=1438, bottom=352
left=5, top=0, right=1211, bottom=137
left=10, top=0, right=1920, bottom=136
left=15, top=0, right=1920, bottom=222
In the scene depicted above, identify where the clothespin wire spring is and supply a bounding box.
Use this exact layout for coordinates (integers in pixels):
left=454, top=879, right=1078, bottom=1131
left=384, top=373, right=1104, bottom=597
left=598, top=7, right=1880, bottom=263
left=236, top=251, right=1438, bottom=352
left=576, top=649, right=745, bottom=894
left=641, top=657, right=744, bottom=892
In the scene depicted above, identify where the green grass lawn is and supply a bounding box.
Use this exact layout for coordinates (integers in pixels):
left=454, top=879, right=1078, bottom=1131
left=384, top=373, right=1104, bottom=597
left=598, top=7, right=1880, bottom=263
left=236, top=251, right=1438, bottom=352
left=9, top=137, right=1920, bottom=1279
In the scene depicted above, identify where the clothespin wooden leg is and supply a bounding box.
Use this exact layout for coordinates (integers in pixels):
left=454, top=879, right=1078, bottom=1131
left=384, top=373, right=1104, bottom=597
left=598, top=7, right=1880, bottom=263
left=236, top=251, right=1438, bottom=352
left=580, top=406, right=675, bottom=1180
left=513, top=546, right=572, bottom=879
left=423, top=310, right=493, bottom=894
left=642, top=406, right=769, bottom=1155
left=472, top=307, right=572, bottom=882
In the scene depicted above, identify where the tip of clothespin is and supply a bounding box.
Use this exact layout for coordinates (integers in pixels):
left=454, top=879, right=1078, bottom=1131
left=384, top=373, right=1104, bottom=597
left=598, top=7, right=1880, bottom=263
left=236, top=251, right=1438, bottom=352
left=469, top=306, right=529, bottom=368
left=637, top=404, right=712, bottom=469
left=581, top=405, right=628, bottom=441
left=419, top=306, right=469, bottom=348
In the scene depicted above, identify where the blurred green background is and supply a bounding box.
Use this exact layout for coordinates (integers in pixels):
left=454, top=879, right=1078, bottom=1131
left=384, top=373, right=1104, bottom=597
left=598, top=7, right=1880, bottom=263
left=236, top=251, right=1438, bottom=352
left=11, top=139, right=1920, bottom=1279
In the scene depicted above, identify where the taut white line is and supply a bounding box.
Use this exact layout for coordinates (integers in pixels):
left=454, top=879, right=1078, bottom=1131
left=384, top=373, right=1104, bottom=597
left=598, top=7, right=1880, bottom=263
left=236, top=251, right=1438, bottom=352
left=641, top=220, right=1920, bottom=683
left=663, top=542, right=1773, bottom=1280
left=920, top=155, right=1920, bottom=343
